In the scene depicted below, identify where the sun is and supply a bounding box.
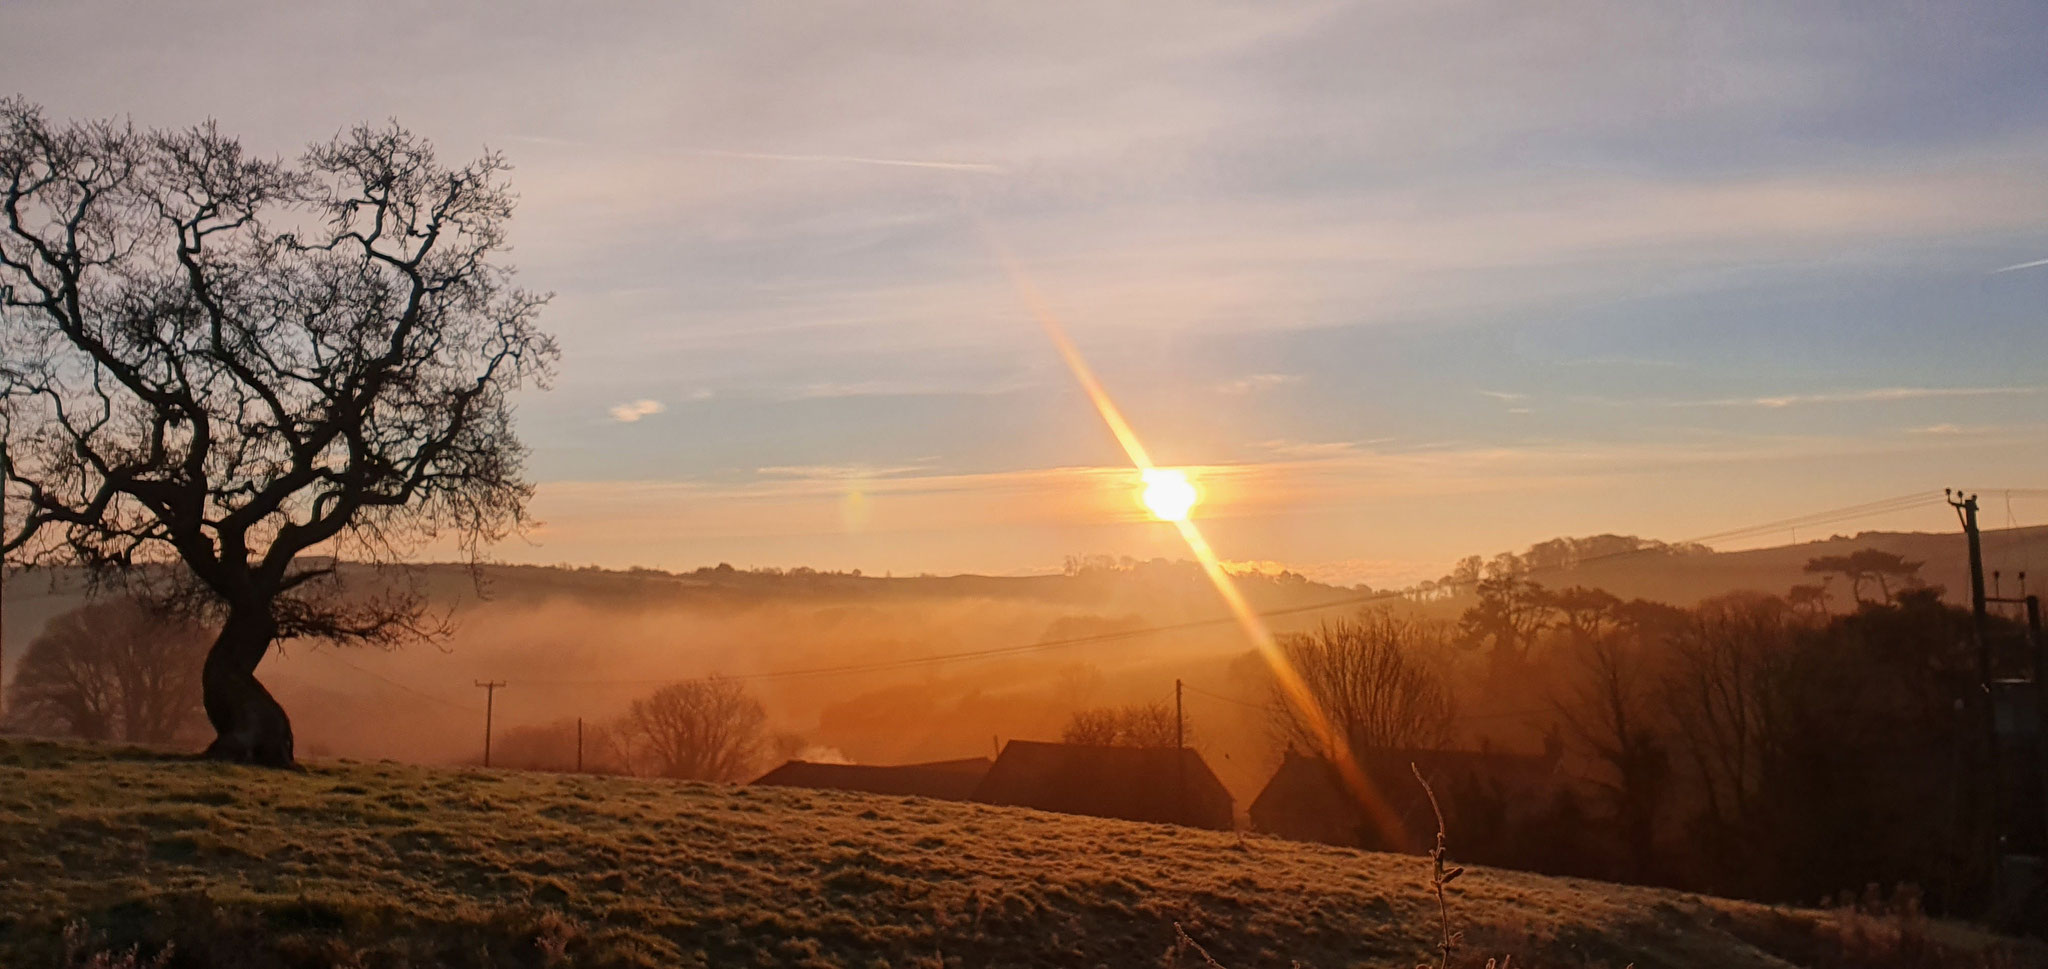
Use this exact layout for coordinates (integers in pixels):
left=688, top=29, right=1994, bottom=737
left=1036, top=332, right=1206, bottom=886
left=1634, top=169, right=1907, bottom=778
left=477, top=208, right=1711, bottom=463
left=1140, top=468, right=1199, bottom=522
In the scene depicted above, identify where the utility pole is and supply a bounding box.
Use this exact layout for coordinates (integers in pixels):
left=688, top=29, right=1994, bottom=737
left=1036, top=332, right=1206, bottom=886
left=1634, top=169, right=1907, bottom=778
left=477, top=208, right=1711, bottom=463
left=576, top=717, right=584, bottom=773
left=1952, top=490, right=1989, bottom=681
left=1175, top=678, right=1185, bottom=751
left=1953, top=489, right=2048, bottom=928
left=1950, top=490, right=2001, bottom=918
left=474, top=680, right=505, bottom=768
left=1175, top=678, right=1187, bottom=825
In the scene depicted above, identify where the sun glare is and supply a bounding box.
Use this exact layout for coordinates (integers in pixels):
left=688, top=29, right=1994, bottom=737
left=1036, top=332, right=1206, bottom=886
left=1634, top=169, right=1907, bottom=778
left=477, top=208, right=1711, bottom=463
left=1140, top=468, right=1198, bottom=522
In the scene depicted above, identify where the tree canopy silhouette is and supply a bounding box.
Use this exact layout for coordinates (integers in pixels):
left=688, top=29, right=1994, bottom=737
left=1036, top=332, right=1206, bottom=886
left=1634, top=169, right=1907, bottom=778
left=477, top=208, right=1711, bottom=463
left=622, top=678, right=768, bottom=782
left=0, top=99, right=556, bottom=766
left=1802, top=549, right=1924, bottom=605
left=1273, top=610, right=1455, bottom=754
left=6, top=597, right=210, bottom=743
left=1060, top=702, right=1182, bottom=748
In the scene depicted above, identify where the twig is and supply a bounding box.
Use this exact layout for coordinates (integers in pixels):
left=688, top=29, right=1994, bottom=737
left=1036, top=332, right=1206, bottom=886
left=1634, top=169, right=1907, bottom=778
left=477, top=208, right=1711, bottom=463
left=1412, top=762, right=1464, bottom=969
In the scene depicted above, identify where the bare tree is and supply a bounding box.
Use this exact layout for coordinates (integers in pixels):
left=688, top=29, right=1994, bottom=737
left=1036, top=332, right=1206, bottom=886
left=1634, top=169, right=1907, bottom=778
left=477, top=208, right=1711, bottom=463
left=622, top=677, right=768, bottom=782
left=0, top=100, right=556, bottom=765
left=1663, top=592, right=1794, bottom=830
left=1272, top=610, right=1455, bottom=756
left=1555, top=625, right=1669, bottom=882
left=1061, top=707, right=1121, bottom=745
left=1060, top=701, right=1182, bottom=747
left=6, top=597, right=209, bottom=743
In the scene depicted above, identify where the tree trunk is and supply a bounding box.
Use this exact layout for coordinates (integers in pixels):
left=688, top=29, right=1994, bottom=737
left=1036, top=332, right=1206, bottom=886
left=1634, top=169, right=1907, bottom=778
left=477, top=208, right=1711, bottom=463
left=201, top=607, right=295, bottom=768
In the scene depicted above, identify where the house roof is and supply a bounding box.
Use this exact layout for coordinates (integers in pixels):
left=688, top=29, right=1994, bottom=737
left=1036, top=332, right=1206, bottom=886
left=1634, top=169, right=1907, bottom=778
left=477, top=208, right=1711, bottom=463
left=751, top=756, right=992, bottom=802
left=971, top=740, right=1234, bottom=830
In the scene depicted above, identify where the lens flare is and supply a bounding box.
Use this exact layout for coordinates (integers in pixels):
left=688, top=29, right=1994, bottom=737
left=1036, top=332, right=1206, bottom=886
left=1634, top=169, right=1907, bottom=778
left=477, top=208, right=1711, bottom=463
left=1141, top=469, right=1198, bottom=521
left=979, top=233, right=1409, bottom=850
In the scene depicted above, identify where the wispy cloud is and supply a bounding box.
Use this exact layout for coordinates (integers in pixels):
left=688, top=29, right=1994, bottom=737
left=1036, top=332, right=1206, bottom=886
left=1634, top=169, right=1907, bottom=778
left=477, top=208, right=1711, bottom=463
left=1216, top=373, right=1303, bottom=396
left=1906, top=423, right=1991, bottom=436
left=607, top=399, right=666, bottom=423
left=514, top=135, right=1006, bottom=175
left=755, top=463, right=936, bottom=480
left=1990, top=256, right=2048, bottom=274
left=1250, top=438, right=1389, bottom=459
left=1554, top=355, right=1686, bottom=369
left=785, top=377, right=1033, bottom=400
left=1662, top=386, right=2043, bottom=409
left=676, top=148, right=1007, bottom=175
left=1478, top=390, right=1528, bottom=402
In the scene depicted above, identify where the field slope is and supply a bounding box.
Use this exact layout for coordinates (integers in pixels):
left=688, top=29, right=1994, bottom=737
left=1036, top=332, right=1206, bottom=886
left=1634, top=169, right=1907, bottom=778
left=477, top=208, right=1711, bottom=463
left=0, top=739, right=2031, bottom=969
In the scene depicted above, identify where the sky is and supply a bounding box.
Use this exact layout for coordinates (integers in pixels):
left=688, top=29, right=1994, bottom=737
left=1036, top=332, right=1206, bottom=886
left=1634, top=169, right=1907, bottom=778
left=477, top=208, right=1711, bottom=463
left=6, top=1, right=2048, bottom=586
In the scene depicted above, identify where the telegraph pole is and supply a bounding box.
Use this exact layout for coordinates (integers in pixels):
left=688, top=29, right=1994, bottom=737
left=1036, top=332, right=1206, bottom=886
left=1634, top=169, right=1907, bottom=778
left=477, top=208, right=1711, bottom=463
left=1950, top=489, right=1999, bottom=916
left=575, top=717, right=584, bottom=773
left=1952, top=489, right=2048, bottom=927
left=474, top=680, right=505, bottom=767
left=1175, top=678, right=1187, bottom=825
left=1952, top=490, right=1990, bottom=681
left=1175, top=678, right=1185, bottom=751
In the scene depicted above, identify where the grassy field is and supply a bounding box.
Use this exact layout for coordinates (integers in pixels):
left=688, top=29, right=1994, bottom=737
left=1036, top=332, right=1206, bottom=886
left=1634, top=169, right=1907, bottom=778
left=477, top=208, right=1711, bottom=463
left=0, top=738, right=2035, bottom=969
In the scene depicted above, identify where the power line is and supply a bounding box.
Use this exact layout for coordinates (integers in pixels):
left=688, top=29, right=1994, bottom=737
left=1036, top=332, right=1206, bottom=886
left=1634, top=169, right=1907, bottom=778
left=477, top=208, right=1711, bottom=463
left=307, top=649, right=482, bottom=715
left=1681, top=491, right=1937, bottom=547
left=1180, top=683, right=1266, bottom=710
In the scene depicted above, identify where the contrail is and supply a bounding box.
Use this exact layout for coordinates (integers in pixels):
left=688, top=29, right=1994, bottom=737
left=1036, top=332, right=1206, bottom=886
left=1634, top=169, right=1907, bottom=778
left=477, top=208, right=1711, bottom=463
left=1990, top=256, right=2048, bottom=274
left=680, top=148, right=1007, bottom=174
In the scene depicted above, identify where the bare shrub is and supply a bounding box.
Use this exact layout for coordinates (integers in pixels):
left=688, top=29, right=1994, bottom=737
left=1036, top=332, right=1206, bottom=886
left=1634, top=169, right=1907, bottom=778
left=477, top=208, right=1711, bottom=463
left=1061, top=701, right=1181, bottom=747
left=619, top=677, right=766, bottom=781
left=1272, top=610, right=1455, bottom=756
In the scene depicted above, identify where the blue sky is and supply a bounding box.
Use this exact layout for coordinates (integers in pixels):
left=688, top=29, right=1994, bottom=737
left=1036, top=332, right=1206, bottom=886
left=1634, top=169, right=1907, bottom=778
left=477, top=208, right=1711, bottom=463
left=8, top=1, right=2047, bottom=583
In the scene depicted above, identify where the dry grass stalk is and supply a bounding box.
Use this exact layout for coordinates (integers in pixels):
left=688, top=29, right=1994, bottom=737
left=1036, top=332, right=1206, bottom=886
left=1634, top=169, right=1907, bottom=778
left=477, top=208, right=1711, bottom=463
left=1412, top=762, right=1465, bottom=969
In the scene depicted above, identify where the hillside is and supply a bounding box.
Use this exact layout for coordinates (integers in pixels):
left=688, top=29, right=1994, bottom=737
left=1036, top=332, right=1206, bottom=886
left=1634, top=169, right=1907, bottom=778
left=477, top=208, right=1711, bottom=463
left=1, top=739, right=2036, bottom=969
left=1526, top=525, right=2048, bottom=607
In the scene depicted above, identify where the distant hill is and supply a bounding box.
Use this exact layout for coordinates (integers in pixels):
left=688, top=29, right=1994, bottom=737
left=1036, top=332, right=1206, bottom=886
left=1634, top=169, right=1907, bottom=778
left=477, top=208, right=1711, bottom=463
left=1510, top=525, right=2048, bottom=607
left=3, top=738, right=2037, bottom=968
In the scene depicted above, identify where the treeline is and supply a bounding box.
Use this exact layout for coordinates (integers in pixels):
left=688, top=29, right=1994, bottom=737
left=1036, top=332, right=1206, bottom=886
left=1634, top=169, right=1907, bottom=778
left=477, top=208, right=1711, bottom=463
left=1261, top=549, right=2012, bottom=916
left=1408, top=534, right=1711, bottom=600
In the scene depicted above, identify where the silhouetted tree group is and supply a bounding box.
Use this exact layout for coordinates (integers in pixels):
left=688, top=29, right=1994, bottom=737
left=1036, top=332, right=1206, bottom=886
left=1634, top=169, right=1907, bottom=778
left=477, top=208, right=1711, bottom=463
left=5, top=598, right=210, bottom=743
left=1060, top=701, right=1181, bottom=748
left=486, top=677, right=769, bottom=782
left=1286, top=555, right=1999, bottom=914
